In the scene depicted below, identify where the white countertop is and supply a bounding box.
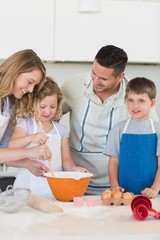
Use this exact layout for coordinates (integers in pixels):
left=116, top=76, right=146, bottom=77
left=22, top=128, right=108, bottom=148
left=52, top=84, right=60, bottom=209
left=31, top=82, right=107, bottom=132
left=0, top=195, right=160, bottom=240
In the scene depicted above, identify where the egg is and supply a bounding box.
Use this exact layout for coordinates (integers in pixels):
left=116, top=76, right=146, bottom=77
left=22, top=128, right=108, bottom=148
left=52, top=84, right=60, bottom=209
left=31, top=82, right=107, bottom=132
left=101, top=190, right=111, bottom=199
left=112, top=190, right=122, bottom=199
left=111, top=189, right=116, bottom=197
left=122, top=192, right=133, bottom=199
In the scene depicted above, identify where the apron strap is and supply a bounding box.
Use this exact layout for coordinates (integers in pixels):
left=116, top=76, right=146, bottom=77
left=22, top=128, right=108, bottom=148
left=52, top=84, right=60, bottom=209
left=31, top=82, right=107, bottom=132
left=33, top=118, right=61, bottom=137
left=122, top=118, right=131, bottom=133
left=123, top=118, right=156, bottom=134
left=52, top=121, right=61, bottom=137
left=150, top=118, right=156, bottom=133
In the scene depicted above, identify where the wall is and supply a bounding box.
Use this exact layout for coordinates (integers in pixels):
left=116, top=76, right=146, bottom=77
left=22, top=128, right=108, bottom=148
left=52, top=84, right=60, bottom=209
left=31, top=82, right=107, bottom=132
left=1, top=0, right=159, bottom=63
left=55, top=0, right=160, bottom=63
left=0, top=0, right=54, bottom=61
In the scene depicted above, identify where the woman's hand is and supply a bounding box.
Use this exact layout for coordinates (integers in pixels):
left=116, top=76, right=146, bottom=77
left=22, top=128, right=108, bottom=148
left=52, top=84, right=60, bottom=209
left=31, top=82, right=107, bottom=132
left=26, top=144, right=52, bottom=161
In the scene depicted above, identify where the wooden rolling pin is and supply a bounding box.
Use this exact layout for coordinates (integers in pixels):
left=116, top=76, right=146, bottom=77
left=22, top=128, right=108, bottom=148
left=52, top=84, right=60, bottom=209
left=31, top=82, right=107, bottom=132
left=27, top=195, right=63, bottom=213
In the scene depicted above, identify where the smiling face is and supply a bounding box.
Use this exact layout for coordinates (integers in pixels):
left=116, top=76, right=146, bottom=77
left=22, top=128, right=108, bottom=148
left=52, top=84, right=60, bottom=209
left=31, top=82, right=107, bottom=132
left=12, top=69, right=43, bottom=99
left=126, top=92, right=156, bottom=120
left=91, top=60, right=124, bottom=100
left=35, top=94, right=58, bottom=123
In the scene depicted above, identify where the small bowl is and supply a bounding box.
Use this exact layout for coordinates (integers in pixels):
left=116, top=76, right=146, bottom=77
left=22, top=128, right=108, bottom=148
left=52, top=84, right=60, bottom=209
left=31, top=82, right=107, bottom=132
left=44, top=171, right=93, bottom=202
left=0, top=187, right=31, bottom=213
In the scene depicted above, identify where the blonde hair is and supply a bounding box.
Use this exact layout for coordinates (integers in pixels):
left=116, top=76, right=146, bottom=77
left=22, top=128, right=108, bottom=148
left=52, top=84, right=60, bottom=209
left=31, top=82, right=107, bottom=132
left=33, top=76, right=63, bottom=122
left=0, top=49, right=46, bottom=124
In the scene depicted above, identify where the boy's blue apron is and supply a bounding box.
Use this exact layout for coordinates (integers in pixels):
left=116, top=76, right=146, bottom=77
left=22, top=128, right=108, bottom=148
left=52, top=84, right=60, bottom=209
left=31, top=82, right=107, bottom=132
left=119, top=118, right=157, bottom=194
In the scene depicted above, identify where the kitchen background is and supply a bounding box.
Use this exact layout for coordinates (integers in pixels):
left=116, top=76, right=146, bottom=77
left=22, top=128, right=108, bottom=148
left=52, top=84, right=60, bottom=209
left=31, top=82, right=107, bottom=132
left=0, top=0, right=160, bottom=182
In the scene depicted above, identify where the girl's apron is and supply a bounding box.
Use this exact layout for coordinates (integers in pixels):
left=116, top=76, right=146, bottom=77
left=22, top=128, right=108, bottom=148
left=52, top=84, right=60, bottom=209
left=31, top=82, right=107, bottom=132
left=0, top=97, right=10, bottom=141
left=119, top=118, right=157, bottom=194
left=14, top=118, right=62, bottom=198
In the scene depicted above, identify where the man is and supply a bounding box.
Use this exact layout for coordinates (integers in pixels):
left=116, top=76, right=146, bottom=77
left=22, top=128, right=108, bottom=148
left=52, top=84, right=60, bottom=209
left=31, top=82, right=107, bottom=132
left=61, top=45, right=159, bottom=195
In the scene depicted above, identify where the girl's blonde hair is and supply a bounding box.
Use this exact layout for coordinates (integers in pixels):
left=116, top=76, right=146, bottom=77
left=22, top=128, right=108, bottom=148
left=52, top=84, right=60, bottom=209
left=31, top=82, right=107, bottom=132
left=33, top=77, right=63, bottom=122
left=0, top=49, right=46, bottom=123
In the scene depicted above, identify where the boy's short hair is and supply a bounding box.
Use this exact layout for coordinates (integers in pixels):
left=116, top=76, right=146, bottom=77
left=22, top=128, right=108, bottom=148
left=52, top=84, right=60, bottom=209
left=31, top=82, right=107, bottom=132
left=126, top=77, right=156, bottom=100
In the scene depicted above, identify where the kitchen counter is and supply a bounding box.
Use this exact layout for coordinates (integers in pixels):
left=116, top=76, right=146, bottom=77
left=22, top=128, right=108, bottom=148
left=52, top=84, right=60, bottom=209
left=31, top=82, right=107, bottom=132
left=0, top=195, right=160, bottom=240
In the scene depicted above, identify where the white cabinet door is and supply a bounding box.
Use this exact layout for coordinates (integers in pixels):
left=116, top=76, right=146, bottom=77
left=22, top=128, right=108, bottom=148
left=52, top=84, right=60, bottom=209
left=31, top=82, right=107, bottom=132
left=54, top=0, right=160, bottom=63
left=0, top=0, right=54, bottom=61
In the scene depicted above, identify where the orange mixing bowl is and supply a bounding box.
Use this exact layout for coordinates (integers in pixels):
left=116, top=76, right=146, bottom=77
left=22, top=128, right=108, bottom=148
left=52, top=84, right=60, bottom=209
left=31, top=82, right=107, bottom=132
left=44, top=171, right=93, bottom=202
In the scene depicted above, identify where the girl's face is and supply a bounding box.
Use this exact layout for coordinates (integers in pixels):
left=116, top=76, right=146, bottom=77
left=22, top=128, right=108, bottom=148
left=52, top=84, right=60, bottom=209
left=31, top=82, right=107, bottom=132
left=36, top=94, right=58, bottom=122
left=126, top=92, right=156, bottom=120
left=12, top=69, right=43, bottom=99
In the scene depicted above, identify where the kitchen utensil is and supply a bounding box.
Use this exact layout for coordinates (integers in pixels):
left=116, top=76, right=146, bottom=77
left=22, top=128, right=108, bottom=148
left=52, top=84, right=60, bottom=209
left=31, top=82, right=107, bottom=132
left=48, top=155, right=54, bottom=176
left=131, top=195, right=160, bottom=220
left=73, top=196, right=101, bottom=207
left=28, top=194, right=63, bottom=213
left=73, top=196, right=84, bottom=207
left=38, top=122, right=54, bottom=175
left=44, top=171, right=93, bottom=202
left=0, top=187, right=31, bottom=213
left=45, top=133, right=54, bottom=175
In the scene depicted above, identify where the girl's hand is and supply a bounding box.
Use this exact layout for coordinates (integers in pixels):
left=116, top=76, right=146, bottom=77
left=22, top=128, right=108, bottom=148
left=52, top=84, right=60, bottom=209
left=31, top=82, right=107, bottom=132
left=141, top=188, right=158, bottom=199
left=72, top=166, right=89, bottom=173
left=27, top=159, right=49, bottom=176
left=31, top=132, right=48, bottom=145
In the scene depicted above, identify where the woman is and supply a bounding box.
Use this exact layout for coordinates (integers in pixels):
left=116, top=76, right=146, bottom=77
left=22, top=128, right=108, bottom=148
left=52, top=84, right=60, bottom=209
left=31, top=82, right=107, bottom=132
left=0, top=49, right=51, bottom=176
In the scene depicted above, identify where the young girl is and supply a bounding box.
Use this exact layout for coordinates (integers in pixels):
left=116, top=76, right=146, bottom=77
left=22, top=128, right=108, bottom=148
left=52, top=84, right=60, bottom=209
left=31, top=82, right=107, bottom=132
left=9, top=77, right=88, bottom=198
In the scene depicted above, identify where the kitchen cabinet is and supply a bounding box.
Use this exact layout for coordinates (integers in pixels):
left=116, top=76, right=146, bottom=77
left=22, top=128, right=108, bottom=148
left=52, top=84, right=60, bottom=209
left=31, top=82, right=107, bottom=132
left=0, top=0, right=54, bottom=61
left=54, top=0, right=160, bottom=63
left=1, top=0, right=159, bottom=63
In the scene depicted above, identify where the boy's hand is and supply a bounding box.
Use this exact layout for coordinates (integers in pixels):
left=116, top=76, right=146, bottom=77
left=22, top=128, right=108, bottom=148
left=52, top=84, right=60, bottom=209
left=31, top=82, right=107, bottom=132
left=141, top=188, right=158, bottom=199
left=111, top=186, right=125, bottom=192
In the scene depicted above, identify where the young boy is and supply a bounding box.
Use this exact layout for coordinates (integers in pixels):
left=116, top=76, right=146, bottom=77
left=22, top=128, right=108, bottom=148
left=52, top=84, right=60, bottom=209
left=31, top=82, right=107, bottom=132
left=105, top=77, right=160, bottom=198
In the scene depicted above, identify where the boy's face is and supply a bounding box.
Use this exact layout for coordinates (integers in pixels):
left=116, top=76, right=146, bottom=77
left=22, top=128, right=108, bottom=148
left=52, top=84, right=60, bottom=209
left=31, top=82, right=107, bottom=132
left=126, top=92, right=156, bottom=120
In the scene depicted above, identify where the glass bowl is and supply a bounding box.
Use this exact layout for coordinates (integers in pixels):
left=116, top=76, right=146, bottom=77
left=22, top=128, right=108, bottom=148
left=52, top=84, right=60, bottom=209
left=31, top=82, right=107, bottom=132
left=0, top=187, right=31, bottom=213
